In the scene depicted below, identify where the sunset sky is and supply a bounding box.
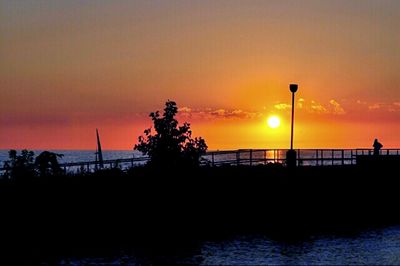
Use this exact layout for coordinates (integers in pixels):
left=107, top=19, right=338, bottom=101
left=1, top=0, right=400, bottom=150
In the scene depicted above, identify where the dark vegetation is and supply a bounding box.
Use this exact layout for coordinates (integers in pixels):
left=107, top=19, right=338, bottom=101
left=1, top=164, right=400, bottom=264
left=0, top=101, right=399, bottom=264
left=2, top=149, right=64, bottom=180
left=135, top=100, right=207, bottom=168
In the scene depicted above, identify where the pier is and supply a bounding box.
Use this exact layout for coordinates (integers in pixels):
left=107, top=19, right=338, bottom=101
left=2, top=148, right=399, bottom=174
left=204, top=148, right=400, bottom=167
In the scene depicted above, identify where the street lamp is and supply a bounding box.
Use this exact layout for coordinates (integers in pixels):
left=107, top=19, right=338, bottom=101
left=286, top=84, right=298, bottom=168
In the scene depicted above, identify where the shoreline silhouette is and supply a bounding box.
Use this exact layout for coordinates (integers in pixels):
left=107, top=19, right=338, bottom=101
left=1, top=101, right=399, bottom=264
left=1, top=163, right=400, bottom=263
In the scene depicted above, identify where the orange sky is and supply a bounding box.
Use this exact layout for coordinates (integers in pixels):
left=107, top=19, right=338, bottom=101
left=1, top=1, right=400, bottom=150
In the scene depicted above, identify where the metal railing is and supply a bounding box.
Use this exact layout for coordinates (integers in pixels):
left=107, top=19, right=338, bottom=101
left=1, top=148, right=399, bottom=174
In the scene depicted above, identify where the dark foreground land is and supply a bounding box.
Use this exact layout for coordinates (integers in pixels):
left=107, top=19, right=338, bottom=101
left=1, top=163, right=400, bottom=264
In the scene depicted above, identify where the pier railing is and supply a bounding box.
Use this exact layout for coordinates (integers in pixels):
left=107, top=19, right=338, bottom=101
left=1, top=148, right=399, bottom=174
left=207, top=148, right=400, bottom=167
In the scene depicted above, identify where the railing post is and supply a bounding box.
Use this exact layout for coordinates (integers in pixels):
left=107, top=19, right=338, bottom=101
left=131, top=158, right=134, bottom=167
left=342, top=150, right=344, bottom=165
left=212, top=152, right=215, bottom=167
left=297, top=149, right=300, bottom=166
left=321, top=150, right=324, bottom=166
left=264, top=150, right=267, bottom=165
left=387, top=150, right=390, bottom=155
left=316, top=150, right=319, bottom=166
left=277, top=149, right=280, bottom=163
left=332, top=150, right=334, bottom=165
left=351, top=150, right=354, bottom=165
left=236, top=151, right=240, bottom=166
left=250, top=149, right=253, bottom=166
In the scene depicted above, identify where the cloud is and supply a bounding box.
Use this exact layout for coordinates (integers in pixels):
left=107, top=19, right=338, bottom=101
left=274, top=103, right=292, bottom=110
left=368, top=103, right=381, bottom=110
left=176, top=107, right=262, bottom=121
left=366, top=102, right=400, bottom=113
left=310, top=100, right=328, bottom=114
left=178, top=106, right=192, bottom=113
left=209, top=109, right=260, bottom=119
left=211, top=109, right=226, bottom=116
left=298, top=98, right=305, bottom=109
left=329, top=100, right=346, bottom=115
left=232, top=109, right=243, bottom=115
left=273, top=98, right=346, bottom=115
left=387, top=102, right=400, bottom=112
left=174, top=98, right=400, bottom=123
left=178, top=106, right=192, bottom=118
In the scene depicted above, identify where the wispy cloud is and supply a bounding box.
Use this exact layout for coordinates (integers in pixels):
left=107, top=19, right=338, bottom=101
left=178, top=106, right=192, bottom=113
left=330, top=100, right=346, bottom=115
left=273, top=98, right=346, bottom=115
left=365, top=102, right=400, bottom=112
left=176, top=98, right=400, bottom=123
left=177, top=107, right=262, bottom=121
left=298, top=98, right=305, bottom=109
left=210, top=109, right=226, bottom=116
left=274, top=103, right=291, bottom=110
left=368, top=103, right=381, bottom=110
left=310, top=100, right=329, bottom=114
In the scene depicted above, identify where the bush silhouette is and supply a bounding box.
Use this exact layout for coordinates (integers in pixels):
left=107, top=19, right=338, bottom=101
left=5, top=149, right=36, bottom=179
left=135, top=100, right=207, bottom=168
left=3, top=150, right=65, bottom=179
left=35, top=151, right=64, bottom=177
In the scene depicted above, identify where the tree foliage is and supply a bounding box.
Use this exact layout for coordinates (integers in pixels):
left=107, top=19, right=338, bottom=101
left=35, top=151, right=64, bottom=177
left=135, top=100, right=207, bottom=168
left=4, top=149, right=36, bottom=179
left=3, top=150, right=64, bottom=179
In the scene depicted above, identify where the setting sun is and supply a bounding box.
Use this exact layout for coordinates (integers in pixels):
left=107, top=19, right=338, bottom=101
left=267, top=116, right=281, bottom=129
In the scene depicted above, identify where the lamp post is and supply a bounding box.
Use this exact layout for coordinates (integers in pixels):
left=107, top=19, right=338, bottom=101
left=286, top=84, right=298, bottom=168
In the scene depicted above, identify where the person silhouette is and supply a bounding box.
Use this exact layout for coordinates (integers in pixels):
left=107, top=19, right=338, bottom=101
left=373, top=139, right=383, bottom=156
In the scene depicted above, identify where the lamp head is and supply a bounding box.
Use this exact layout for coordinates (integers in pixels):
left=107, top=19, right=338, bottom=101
left=290, top=84, right=298, bottom=93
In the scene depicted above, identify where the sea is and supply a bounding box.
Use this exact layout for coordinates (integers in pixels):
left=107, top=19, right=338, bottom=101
left=58, top=225, right=400, bottom=265
left=0, top=150, right=138, bottom=165
left=0, top=150, right=143, bottom=172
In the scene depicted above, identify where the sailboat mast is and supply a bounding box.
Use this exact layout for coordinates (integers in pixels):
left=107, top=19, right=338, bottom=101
left=96, top=128, right=104, bottom=168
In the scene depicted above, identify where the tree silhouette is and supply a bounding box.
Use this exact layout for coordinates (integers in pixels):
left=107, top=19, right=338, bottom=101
left=6, top=149, right=36, bottom=179
left=135, top=100, right=207, bottom=168
left=35, top=151, right=64, bottom=177
left=3, top=150, right=65, bottom=179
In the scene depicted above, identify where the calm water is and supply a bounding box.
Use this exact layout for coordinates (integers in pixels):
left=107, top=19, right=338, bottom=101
left=60, top=225, right=400, bottom=265
left=0, top=150, right=138, bottom=165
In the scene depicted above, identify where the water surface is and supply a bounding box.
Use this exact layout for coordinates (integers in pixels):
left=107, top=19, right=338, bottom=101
left=60, top=225, right=400, bottom=265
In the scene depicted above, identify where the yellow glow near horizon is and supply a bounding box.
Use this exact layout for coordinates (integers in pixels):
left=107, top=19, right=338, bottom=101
left=267, top=116, right=281, bottom=129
